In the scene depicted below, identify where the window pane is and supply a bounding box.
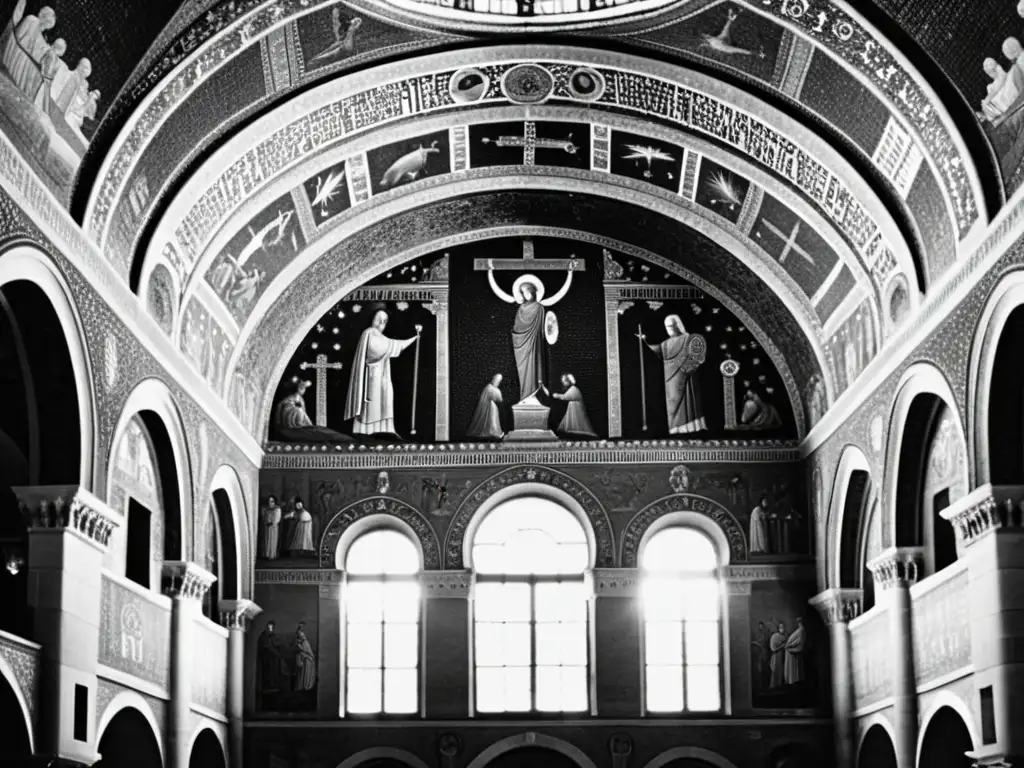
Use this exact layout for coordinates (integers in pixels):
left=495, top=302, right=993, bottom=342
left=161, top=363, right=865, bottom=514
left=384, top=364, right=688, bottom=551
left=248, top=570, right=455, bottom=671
left=346, top=582, right=383, bottom=622
left=384, top=668, right=418, bottom=713
left=645, top=621, right=682, bottom=666
left=475, top=622, right=505, bottom=667
left=681, top=579, right=720, bottom=620
left=346, top=622, right=382, bottom=668
left=557, top=543, right=589, bottom=574
left=642, top=528, right=717, bottom=572
left=535, top=623, right=562, bottom=666
left=535, top=666, right=562, bottom=712
left=347, top=529, right=419, bottom=574
left=686, top=665, right=721, bottom=711
left=535, top=582, right=586, bottom=622
left=503, top=583, right=532, bottom=621
left=384, top=623, right=419, bottom=668
left=502, top=622, right=532, bottom=666
left=473, top=543, right=506, bottom=574
left=383, top=582, right=420, bottom=622
left=504, top=667, right=532, bottom=712
left=642, top=577, right=684, bottom=621
left=646, top=665, right=683, bottom=712
left=558, top=622, right=587, bottom=665
left=560, top=665, right=588, bottom=711
left=685, top=621, right=720, bottom=666
left=347, top=668, right=382, bottom=713
left=473, top=582, right=506, bottom=621
left=476, top=667, right=505, bottom=713
left=505, top=529, right=559, bottom=574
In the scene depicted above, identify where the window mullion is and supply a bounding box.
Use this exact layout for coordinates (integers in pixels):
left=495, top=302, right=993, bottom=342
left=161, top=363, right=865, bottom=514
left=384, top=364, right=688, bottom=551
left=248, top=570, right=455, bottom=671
left=529, top=577, right=537, bottom=712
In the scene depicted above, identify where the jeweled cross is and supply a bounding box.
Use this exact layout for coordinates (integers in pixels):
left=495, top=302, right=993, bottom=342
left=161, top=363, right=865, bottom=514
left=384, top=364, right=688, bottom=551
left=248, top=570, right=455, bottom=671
left=480, top=121, right=578, bottom=166
left=472, top=238, right=587, bottom=272
left=299, top=353, right=344, bottom=426
left=761, top=220, right=815, bottom=266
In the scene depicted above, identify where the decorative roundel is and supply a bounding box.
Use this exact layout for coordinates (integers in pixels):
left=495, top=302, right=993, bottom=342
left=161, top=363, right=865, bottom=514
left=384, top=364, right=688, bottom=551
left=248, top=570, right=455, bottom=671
left=104, top=333, right=119, bottom=390
left=147, top=264, right=176, bottom=336
left=449, top=67, right=490, bottom=104
left=501, top=63, right=554, bottom=105
left=567, top=67, right=605, bottom=101
left=719, top=358, right=741, bottom=377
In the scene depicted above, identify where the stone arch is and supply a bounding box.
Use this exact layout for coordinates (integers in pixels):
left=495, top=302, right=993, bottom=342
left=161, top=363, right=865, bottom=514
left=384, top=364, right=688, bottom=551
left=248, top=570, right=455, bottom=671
left=0, top=650, right=33, bottom=754
left=882, top=363, right=965, bottom=552
left=858, top=723, right=897, bottom=768
left=828, top=445, right=873, bottom=590
left=642, top=747, right=740, bottom=768
left=320, top=498, right=440, bottom=569
left=969, top=269, right=1024, bottom=485
left=187, top=724, right=227, bottom=768
left=465, top=733, right=596, bottom=768
left=622, top=494, right=746, bottom=567
left=916, top=691, right=979, bottom=767
left=208, top=464, right=248, bottom=599
left=331, top=511, right=428, bottom=572
left=0, top=243, right=96, bottom=488
left=445, top=465, right=613, bottom=569
left=96, top=691, right=165, bottom=765
left=336, top=747, right=432, bottom=768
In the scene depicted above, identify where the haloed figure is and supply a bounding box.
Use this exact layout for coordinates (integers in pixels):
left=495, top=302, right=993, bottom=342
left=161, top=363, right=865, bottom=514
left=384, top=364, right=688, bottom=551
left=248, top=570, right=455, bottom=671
left=543, top=373, right=597, bottom=438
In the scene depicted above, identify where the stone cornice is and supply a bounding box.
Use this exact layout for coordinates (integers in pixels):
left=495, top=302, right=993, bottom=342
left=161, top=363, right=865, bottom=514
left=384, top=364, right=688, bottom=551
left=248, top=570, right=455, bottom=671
left=867, top=547, right=924, bottom=590
left=218, top=599, right=262, bottom=630
left=423, top=571, right=472, bottom=598
left=809, top=588, right=863, bottom=626
left=14, top=485, right=120, bottom=549
left=721, top=563, right=816, bottom=583
left=163, top=561, right=218, bottom=601
left=255, top=568, right=342, bottom=584
left=592, top=568, right=639, bottom=598
left=941, top=484, right=1024, bottom=549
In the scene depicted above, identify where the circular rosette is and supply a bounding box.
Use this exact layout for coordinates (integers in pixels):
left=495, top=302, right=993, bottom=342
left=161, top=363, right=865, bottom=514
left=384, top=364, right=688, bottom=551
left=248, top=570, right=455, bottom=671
left=545, top=310, right=560, bottom=344
left=687, top=333, right=707, bottom=360
left=501, top=63, right=555, bottom=105
left=567, top=67, right=605, bottom=101
left=449, top=67, right=490, bottom=104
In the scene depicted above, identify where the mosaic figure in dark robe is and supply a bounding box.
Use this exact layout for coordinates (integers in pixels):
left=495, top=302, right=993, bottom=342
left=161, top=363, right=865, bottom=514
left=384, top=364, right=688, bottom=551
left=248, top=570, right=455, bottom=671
left=644, top=314, right=707, bottom=434
left=273, top=378, right=351, bottom=442
left=543, top=374, right=597, bottom=437
left=467, top=374, right=504, bottom=439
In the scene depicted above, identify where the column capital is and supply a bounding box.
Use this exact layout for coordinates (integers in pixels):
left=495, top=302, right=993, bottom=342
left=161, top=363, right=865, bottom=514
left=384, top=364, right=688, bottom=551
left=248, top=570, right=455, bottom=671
left=968, top=754, right=1017, bottom=768
left=423, top=570, right=472, bottom=598
left=14, top=485, right=119, bottom=549
left=867, top=547, right=924, bottom=590
left=809, top=588, right=863, bottom=626
left=162, top=561, right=217, bottom=601
left=942, top=484, right=1024, bottom=549
left=218, top=599, right=262, bottom=630
left=592, top=568, right=639, bottom=598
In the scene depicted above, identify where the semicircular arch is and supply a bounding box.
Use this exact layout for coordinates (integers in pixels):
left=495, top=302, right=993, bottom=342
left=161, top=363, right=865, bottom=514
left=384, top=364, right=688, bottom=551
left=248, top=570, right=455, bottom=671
left=828, top=445, right=873, bottom=589
left=336, top=747, right=432, bottom=768
left=465, top=733, right=597, bottom=768
left=96, top=690, right=165, bottom=765
left=641, top=746, right=740, bottom=768
left=621, top=493, right=746, bottom=566
left=0, top=649, right=34, bottom=753
left=208, top=464, right=249, bottom=599
left=320, top=498, right=440, bottom=570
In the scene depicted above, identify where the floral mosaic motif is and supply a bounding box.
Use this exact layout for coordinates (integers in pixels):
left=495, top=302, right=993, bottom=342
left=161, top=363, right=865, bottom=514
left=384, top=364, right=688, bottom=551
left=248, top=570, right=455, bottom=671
left=318, top=497, right=440, bottom=569
left=146, top=264, right=175, bottom=336
left=0, top=636, right=39, bottom=722
left=444, top=465, right=614, bottom=569
left=620, top=493, right=748, bottom=566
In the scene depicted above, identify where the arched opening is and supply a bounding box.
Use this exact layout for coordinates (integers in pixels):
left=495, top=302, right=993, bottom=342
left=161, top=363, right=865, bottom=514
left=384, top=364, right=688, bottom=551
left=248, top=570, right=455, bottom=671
left=658, top=762, right=720, bottom=768
left=202, top=488, right=238, bottom=622
left=0, top=666, right=31, bottom=760
left=858, top=501, right=882, bottom=612
left=137, top=411, right=182, bottom=563
left=95, top=707, right=162, bottom=768
left=356, top=759, right=420, bottom=768
left=485, top=748, right=582, bottom=768
left=858, top=725, right=897, bottom=768
left=838, top=470, right=871, bottom=590
left=188, top=729, right=226, bottom=768
left=894, top=393, right=963, bottom=577
left=988, top=304, right=1024, bottom=484
left=918, top=706, right=973, bottom=768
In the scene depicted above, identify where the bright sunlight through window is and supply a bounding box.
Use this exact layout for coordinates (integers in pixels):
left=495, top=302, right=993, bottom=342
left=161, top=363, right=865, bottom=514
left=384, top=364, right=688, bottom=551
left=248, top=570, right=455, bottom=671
left=641, top=527, right=722, bottom=713
left=472, top=497, right=590, bottom=714
left=344, top=528, right=420, bottom=715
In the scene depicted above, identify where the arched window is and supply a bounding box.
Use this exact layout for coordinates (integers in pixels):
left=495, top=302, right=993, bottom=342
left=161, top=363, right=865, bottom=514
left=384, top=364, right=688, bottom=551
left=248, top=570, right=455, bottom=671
left=641, top=527, right=722, bottom=713
left=344, top=529, right=421, bottom=715
left=202, top=502, right=222, bottom=622
left=471, top=497, right=590, bottom=714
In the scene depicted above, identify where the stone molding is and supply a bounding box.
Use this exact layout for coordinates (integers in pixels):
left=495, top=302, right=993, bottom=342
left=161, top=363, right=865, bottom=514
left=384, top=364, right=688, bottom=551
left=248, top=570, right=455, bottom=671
left=423, top=571, right=472, bottom=598
left=867, top=547, right=924, bottom=590
left=162, top=561, right=217, bottom=601
left=592, top=568, right=639, bottom=598
left=721, top=563, right=816, bottom=583
left=14, top=485, right=120, bottom=549
left=809, top=588, right=863, bottom=626
left=218, top=599, right=262, bottom=631
left=726, top=581, right=752, bottom=596
left=255, top=568, right=342, bottom=584
left=942, top=484, right=1024, bottom=549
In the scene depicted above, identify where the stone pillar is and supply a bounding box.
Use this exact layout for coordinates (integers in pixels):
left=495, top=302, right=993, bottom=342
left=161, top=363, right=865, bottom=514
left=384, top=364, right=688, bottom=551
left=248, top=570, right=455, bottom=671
left=317, top=574, right=342, bottom=717
left=944, top=487, right=1024, bottom=768
left=219, top=599, right=261, bottom=768
left=724, top=578, right=752, bottom=716
left=810, top=588, right=863, bottom=768
left=17, top=486, right=119, bottom=766
left=424, top=571, right=471, bottom=718
left=868, top=547, right=923, bottom=768
left=592, top=569, right=641, bottom=717
left=163, top=561, right=216, bottom=768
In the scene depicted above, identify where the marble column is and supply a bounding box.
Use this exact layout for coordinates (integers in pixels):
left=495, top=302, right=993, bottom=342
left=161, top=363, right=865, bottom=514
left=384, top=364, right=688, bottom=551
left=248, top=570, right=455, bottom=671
left=810, top=588, right=864, bottom=768
left=868, top=547, right=923, bottom=768
left=219, top=599, right=261, bottom=768
left=424, top=571, right=471, bottom=718
left=163, top=561, right=216, bottom=768
left=17, top=486, right=119, bottom=766
left=724, top=578, right=751, bottom=716
left=592, top=569, right=641, bottom=717
left=317, top=574, right=342, bottom=717
left=944, top=487, right=1024, bottom=768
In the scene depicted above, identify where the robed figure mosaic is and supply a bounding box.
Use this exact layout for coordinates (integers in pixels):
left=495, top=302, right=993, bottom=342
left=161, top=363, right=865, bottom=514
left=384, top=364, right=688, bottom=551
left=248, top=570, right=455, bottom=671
left=640, top=314, right=708, bottom=434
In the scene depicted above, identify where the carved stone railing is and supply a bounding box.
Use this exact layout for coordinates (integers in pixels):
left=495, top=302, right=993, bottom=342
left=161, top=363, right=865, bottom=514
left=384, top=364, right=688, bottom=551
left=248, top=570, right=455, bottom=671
left=809, top=588, right=863, bottom=626
left=218, top=599, right=262, bottom=631
left=941, top=484, right=1024, bottom=550
left=867, top=547, right=924, bottom=590
left=13, top=486, right=119, bottom=549
left=162, top=561, right=217, bottom=602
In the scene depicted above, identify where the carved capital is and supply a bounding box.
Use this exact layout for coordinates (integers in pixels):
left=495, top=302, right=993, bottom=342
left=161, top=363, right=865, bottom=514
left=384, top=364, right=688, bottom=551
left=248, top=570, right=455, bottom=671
left=218, top=599, right=262, bottom=630
left=423, top=570, right=472, bottom=598
left=809, top=588, right=863, bottom=626
left=943, top=484, right=1024, bottom=549
left=162, top=561, right=217, bottom=601
left=968, top=753, right=1017, bottom=768
left=726, top=581, right=752, bottom=596
left=867, top=547, right=924, bottom=590
left=15, top=485, right=120, bottom=549
left=592, top=568, right=639, bottom=597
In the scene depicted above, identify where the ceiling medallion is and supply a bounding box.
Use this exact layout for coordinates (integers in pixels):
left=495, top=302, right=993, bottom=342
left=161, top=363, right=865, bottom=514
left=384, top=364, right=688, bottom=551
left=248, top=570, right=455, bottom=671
left=568, top=67, right=605, bottom=101
left=501, top=64, right=554, bottom=105
left=449, top=67, right=490, bottom=104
